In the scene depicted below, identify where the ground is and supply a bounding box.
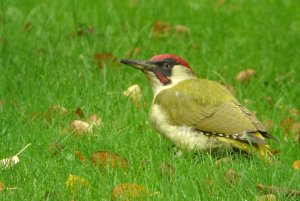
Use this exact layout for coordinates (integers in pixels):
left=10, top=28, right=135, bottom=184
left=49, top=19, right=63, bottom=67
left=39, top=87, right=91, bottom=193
left=0, top=0, right=299, bottom=200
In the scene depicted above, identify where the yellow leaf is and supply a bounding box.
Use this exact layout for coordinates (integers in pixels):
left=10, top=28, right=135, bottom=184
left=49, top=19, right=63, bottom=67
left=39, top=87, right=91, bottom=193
left=292, top=160, right=300, bottom=170
left=91, top=151, right=128, bottom=170
left=111, top=183, right=148, bottom=201
left=0, top=181, right=4, bottom=192
left=66, top=174, right=89, bottom=193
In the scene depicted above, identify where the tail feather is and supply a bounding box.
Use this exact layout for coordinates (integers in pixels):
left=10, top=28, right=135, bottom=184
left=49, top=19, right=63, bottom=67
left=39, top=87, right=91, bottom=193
left=217, top=132, right=273, bottom=161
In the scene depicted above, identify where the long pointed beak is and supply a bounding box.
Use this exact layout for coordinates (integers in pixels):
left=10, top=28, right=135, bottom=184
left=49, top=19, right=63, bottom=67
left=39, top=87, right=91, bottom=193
left=120, top=59, right=154, bottom=71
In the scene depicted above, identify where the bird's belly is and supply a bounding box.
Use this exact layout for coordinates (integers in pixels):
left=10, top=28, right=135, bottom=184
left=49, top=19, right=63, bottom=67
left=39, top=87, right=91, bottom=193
left=150, top=104, right=228, bottom=152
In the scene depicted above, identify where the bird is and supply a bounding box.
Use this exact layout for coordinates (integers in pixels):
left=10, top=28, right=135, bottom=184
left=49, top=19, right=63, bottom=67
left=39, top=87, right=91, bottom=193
left=120, top=54, right=276, bottom=160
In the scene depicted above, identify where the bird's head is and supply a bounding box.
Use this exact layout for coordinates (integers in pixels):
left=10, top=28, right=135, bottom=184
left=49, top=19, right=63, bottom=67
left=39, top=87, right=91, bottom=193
left=120, top=54, right=196, bottom=95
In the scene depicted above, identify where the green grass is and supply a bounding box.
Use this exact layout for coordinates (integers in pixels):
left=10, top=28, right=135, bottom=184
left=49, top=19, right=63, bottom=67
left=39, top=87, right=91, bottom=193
left=1, top=0, right=300, bottom=200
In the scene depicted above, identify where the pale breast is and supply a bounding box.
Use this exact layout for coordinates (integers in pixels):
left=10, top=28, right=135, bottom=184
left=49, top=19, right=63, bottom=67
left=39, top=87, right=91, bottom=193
left=149, top=104, right=228, bottom=152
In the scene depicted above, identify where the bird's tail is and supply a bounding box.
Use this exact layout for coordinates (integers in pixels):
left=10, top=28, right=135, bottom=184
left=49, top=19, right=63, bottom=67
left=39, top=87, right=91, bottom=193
left=218, top=132, right=273, bottom=161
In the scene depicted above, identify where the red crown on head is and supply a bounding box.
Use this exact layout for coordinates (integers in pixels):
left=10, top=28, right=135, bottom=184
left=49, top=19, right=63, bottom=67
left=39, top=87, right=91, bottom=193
left=150, top=54, right=191, bottom=69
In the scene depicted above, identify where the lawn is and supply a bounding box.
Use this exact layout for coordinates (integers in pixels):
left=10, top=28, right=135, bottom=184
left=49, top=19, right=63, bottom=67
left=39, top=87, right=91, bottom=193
left=0, top=0, right=300, bottom=200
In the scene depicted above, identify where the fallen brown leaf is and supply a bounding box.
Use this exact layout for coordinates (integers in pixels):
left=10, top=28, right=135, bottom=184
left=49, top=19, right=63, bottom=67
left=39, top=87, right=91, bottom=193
left=280, top=117, right=295, bottom=130
left=292, top=160, right=300, bottom=170
left=223, top=169, right=240, bottom=185
left=94, top=53, right=117, bottom=68
left=202, top=178, right=216, bottom=193
left=174, top=24, right=191, bottom=35
left=256, top=194, right=277, bottom=201
left=158, top=162, right=175, bottom=178
left=74, top=107, right=84, bottom=119
left=264, top=119, right=274, bottom=131
left=46, top=105, right=68, bottom=122
left=291, top=123, right=300, bottom=142
left=280, top=117, right=296, bottom=141
left=75, top=151, right=85, bottom=161
left=66, top=174, right=89, bottom=193
left=0, top=181, right=4, bottom=192
left=111, top=183, right=148, bottom=201
left=236, top=69, right=256, bottom=82
left=151, top=21, right=170, bottom=38
left=289, top=108, right=299, bottom=117
left=256, top=183, right=300, bottom=197
left=91, top=151, right=128, bottom=170
left=70, top=120, right=93, bottom=135
left=88, top=114, right=102, bottom=127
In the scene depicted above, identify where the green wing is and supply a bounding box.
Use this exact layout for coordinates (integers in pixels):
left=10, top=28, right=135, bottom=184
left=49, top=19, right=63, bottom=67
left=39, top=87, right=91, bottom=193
left=154, top=79, right=268, bottom=143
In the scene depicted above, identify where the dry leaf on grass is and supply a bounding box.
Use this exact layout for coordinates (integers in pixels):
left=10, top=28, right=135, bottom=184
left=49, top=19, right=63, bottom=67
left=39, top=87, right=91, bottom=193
left=236, top=69, right=256, bottom=82
left=292, top=160, right=300, bottom=170
left=74, top=107, right=84, bottom=119
left=264, top=119, right=274, bottom=131
left=123, top=84, right=145, bottom=107
left=0, top=181, right=4, bottom=192
left=70, top=120, right=93, bottom=135
left=75, top=151, right=85, bottom=161
left=88, top=114, right=102, bottom=127
left=94, top=53, right=117, bottom=68
left=256, top=183, right=300, bottom=197
left=291, top=123, right=300, bottom=142
left=47, top=105, right=68, bottom=118
left=91, top=151, right=128, bottom=170
left=158, top=162, right=175, bottom=178
left=0, top=143, right=31, bottom=170
left=151, top=21, right=170, bottom=38
left=280, top=117, right=295, bottom=132
left=174, top=24, right=191, bottom=35
left=280, top=117, right=300, bottom=142
left=223, top=169, right=240, bottom=185
left=202, top=178, right=217, bottom=193
left=289, top=108, right=299, bottom=117
left=256, top=194, right=277, bottom=201
left=66, top=174, right=89, bottom=193
left=111, top=183, right=148, bottom=201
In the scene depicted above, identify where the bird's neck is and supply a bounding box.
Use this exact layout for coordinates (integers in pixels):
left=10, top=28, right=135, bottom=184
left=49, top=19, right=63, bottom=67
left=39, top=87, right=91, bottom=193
left=150, top=74, right=197, bottom=97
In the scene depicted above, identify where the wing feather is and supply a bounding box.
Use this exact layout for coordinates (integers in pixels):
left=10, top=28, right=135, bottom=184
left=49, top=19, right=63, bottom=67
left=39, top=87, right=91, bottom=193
left=154, top=79, right=272, bottom=144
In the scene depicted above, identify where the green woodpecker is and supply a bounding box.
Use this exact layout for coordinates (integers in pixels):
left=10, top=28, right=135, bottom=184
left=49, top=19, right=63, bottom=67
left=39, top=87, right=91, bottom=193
left=120, top=54, right=276, bottom=159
